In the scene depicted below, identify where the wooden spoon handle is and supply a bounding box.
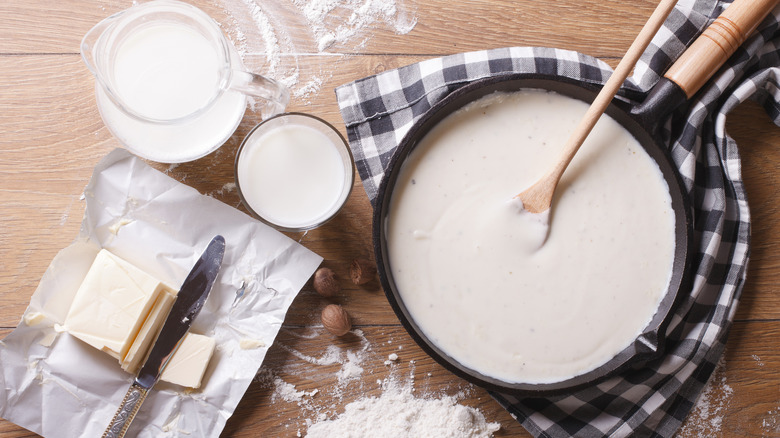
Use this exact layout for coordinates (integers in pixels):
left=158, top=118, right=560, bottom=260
left=665, top=0, right=778, bottom=98
left=550, top=0, right=679, bottom=180
left=518, top=0, right=677, bottom=213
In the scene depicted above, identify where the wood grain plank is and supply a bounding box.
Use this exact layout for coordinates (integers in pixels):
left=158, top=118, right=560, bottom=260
left=0, top=191, right=84, bottom=327
left=0, top=55, right=116, bottom=327
left=728, top=100, right=780, bottom=323
left=1, top=0, right=667, bottom=58
left=0, top=56, right=110, bottom=181
left=5, top=321, right=777, bottom=437
left=0, top=1, right=108, bottom=54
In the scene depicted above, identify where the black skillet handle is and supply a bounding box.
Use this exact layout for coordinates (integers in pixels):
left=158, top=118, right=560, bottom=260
left=633, top=0, right=778, bottom=125
left=665, top=0, right=778, bottom=98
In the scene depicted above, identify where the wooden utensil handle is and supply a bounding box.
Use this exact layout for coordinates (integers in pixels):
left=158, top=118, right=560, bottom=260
left=102, top=382, right=149, bottom=438
left=538, top=0, right=678, bottom=198
left=665, top=0, right=778, bottom=98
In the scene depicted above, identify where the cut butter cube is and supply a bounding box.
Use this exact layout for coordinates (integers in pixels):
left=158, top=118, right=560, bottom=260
left=64, top=249, right=175, bottom=359
left=159, top=333, right=216, bottom=389
left=121, top=289, right=178, bottom=374
left=64, top=248, right=216, bottom=389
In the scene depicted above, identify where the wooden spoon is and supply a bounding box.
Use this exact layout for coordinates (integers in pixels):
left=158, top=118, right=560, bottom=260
left=515, top=0, right=679, bottom=213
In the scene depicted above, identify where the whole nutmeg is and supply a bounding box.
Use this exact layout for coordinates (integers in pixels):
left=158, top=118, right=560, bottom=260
left=321, top=304, right=352, bottom=336
left=350, top=258, right=377, bottom=285
left=313, top=267, right=340, bottom=297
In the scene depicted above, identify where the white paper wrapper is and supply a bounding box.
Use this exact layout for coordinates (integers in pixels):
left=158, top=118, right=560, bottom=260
left=0, top=149, right=322, bottom=437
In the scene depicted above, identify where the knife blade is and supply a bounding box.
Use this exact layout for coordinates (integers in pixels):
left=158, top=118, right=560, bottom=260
left=102, top=235, right=226, bottom=438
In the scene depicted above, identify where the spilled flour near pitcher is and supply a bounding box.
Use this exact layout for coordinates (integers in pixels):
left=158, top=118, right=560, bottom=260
left=215, top=0, right=417, bottom=100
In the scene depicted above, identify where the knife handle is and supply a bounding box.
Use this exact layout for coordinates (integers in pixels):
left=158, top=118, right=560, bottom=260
left=102, top=382, right=149, bottom=438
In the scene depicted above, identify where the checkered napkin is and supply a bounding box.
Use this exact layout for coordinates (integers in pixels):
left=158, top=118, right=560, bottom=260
left=335, top=0, right=780, bottom=436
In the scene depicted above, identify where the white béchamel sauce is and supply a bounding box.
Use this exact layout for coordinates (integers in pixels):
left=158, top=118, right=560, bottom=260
left=387, top=90, right=676, bottom=384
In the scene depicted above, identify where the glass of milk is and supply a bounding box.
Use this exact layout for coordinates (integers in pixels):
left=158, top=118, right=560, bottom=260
left=235, top=113, right=355, bottom=232
left=81, top=0, right=290, bottom=163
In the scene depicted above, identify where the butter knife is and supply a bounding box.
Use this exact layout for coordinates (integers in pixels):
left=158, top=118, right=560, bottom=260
left=102, top=235, right=226, bottom=438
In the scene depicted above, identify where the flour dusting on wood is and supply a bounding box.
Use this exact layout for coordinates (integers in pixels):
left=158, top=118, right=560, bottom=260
left=763, top=406, right=780, bottom=435
left=305, top=376, right=500, bottom=438
left=215, top=0, right=417, bottom=102
left=254, top=328, right=499, bottom=437
left=678, top=356, right=733, bottom=436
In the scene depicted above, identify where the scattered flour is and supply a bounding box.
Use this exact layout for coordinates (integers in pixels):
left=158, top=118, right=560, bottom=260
left=238, top=0, right=285, bottom=74
left=215, top=0, right=417, bottom=101
left=221, top=182, right=237, bottom=193
left=762, top=406, right=780, bottom=435
left=274, top=376, right=320, bottom=403
left=384, top=352, right=399, bottom=365
left=279, top=329, right=371, bottom=389
left=305, top=376, right=500, bottom=438
left=164, top=163, right=179, bottom=174
left=283, top=343, right=347, bottom=366
left=255, top=328, right=499, bottom=437
left=678, top=356, right=733, bottom=437
left=207, top=182, right=237, bottom=198
left=294, top=76, right=326, bottom=100
left=292, top=0, right=417, bottom=52
left=336, top=350, right=365, bottom=383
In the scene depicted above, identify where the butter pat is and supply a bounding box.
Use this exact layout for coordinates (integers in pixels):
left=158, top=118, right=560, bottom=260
left=160, top=333, right=216, bottom=389
left=64, top=249, right=175, bottom=359
left=121, top=289, right=178, bottom=374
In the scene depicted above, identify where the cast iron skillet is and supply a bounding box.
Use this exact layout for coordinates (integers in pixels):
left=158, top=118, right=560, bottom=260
left=372, top=0, right=776, bottom=396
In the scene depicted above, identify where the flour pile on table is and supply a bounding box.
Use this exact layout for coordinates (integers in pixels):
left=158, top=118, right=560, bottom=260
left=304, top=376, right=500, bottom=438
left=256, top=328, right=499, bottom=437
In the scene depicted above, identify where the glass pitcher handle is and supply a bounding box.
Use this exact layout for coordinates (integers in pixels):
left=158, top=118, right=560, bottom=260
left=230, top=70, right=290, bottom=119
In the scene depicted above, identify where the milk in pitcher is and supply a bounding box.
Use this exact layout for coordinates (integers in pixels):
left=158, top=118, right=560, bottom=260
left=96, top=20, right=246, bottom=162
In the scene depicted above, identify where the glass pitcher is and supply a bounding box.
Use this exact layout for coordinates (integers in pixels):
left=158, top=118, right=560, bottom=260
left=81, top=0, right=290, bottom=163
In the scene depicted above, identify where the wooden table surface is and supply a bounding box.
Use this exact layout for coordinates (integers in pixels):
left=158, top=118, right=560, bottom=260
left=2, top=0, right=780, bottom=436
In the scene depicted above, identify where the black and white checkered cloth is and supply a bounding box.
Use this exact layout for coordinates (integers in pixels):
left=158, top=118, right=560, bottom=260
left=336, top=1, right=780, bottom=436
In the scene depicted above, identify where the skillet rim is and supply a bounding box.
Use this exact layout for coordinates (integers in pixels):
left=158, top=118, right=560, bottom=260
left=372, top=72, right=694, bottom=396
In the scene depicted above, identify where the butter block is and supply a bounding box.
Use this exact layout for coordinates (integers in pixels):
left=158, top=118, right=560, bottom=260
left=63, top=249, right=215, bottom=389
left=121, top=289, right=178, bottom=374
left=64, top=249, right=174, bottom=359
left=160, top=333, right=216, bottom=388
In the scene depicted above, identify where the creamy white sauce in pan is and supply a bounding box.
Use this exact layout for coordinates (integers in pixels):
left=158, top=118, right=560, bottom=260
left=386, top=90, right=676, bottom=384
